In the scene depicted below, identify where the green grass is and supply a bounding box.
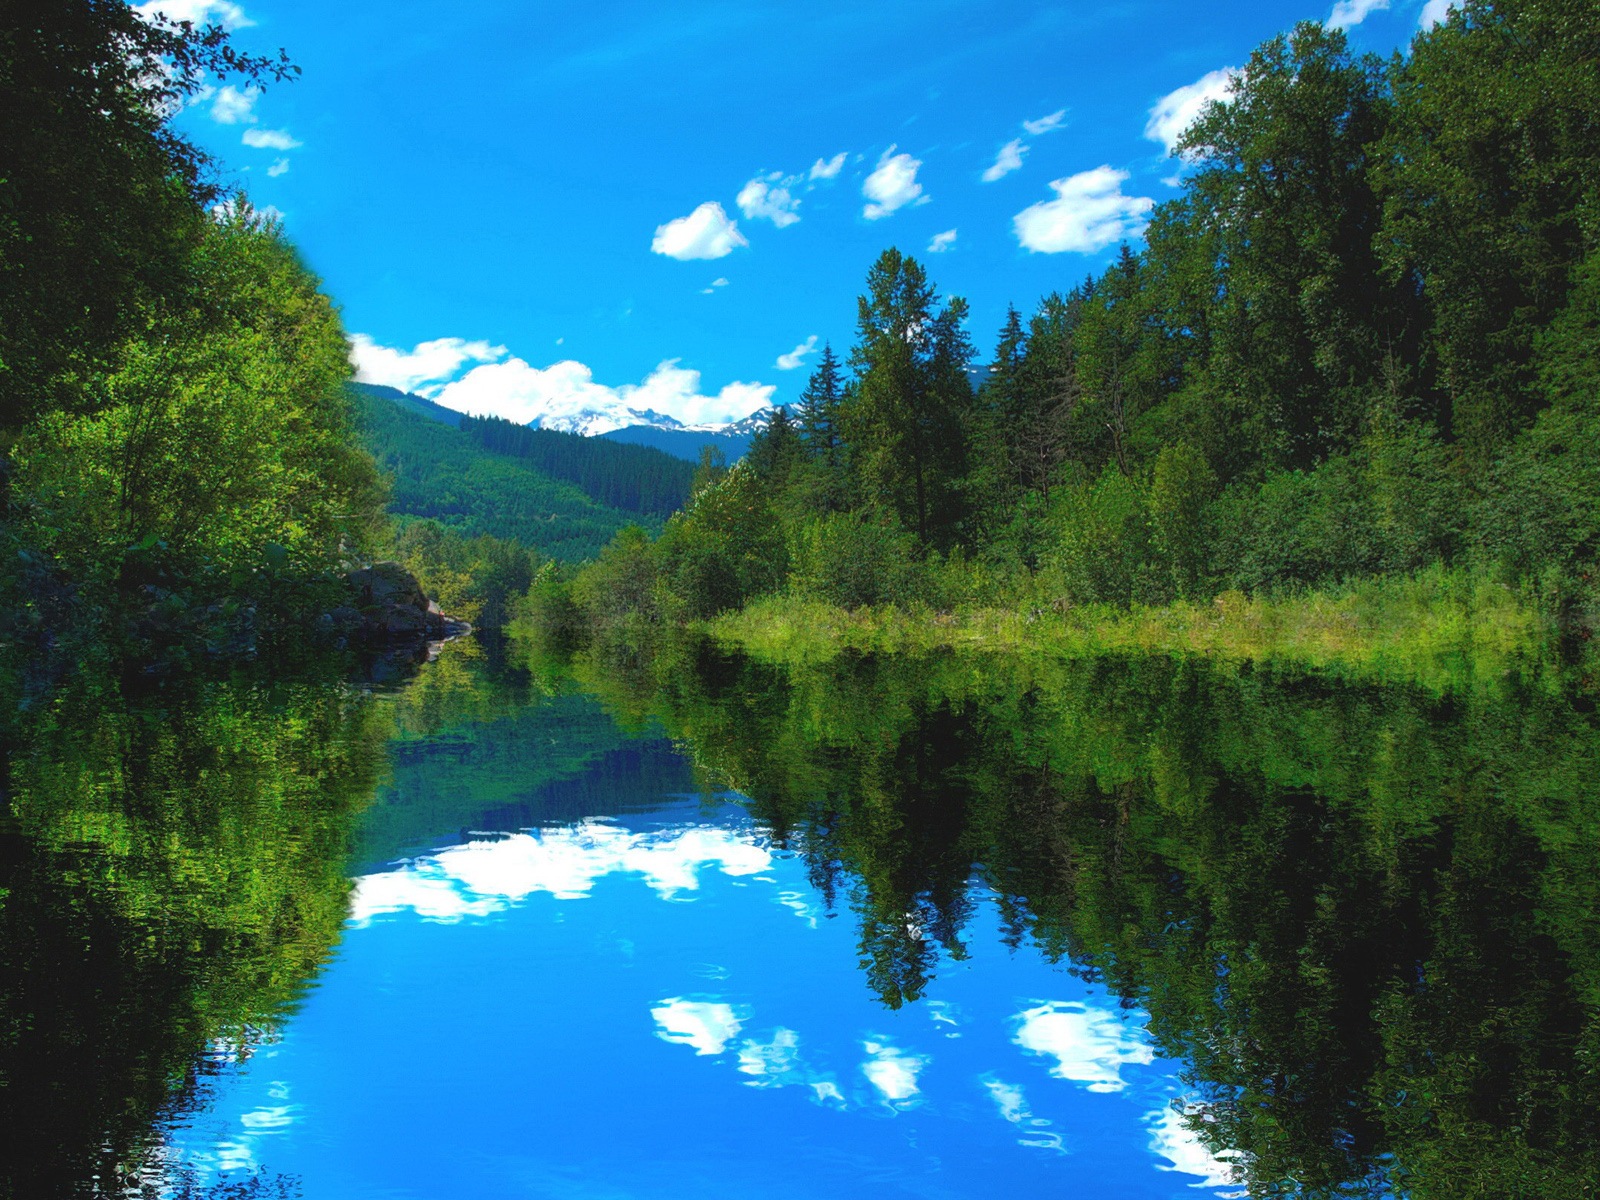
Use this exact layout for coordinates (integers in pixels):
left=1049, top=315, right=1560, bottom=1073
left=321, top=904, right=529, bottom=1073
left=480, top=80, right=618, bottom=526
left=708, top=566, right=1556, bottom=690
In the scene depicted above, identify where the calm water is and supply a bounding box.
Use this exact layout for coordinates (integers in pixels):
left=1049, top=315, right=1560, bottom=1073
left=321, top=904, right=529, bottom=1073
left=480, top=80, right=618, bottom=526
left=3, top=640, right=1598, bottom=1198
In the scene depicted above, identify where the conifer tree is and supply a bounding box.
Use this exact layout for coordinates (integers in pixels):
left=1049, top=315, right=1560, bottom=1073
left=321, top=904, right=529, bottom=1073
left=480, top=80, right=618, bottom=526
left=796, top=344, right=845, bottom=469
left=841, top=249, right=975, bottom=552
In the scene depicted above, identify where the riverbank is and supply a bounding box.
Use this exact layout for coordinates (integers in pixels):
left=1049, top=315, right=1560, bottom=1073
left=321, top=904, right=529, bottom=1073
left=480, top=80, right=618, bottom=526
left=707, top=567, right=1560, bottom=688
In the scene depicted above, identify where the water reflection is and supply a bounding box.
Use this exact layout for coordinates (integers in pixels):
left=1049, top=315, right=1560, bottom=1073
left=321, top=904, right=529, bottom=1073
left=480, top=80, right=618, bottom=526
left=5, top=634, right=1599, bottom=1197
left=565, top=642, right=1600, bottom=1198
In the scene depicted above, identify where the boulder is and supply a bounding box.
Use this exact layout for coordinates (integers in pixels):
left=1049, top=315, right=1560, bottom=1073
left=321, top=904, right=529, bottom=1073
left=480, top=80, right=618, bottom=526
left=343, top=562, right=469, bottom=644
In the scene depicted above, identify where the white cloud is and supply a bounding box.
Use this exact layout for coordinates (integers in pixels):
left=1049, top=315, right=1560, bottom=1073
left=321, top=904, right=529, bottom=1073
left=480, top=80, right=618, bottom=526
left=982, top=139, right=1028, bottom=183
left=1022, top=109, right=1067, bottom=136
left=776, top=335, right=819, bottom=371
left=436, top=357, right=773, bottom=432
left=862, top=147, right=925, bottom=220
left=266, top=158, right=290, bottom=178
left=1419, top=0, right=1455, bottom=24
left=652, top=201, right=748, bottom=260
left=699, top=276, right=730, bottom=295
left=242, top=127, right=301, bottom=151
left=809, top=153, right=847, bottom=180
left=347, top=334, right=506, bottom=396
left=652, top=998, right=745, bottom=1056
left=927, top=228, right=957, bottom=253
left=1145, top=68, right=1238, bottom=154
left=1148, top=1104, right=1246, bottom=1194
left=861, top=1040, right=927, bottom=1105
left=208, top=84, right=258, bottom=124
left=134, top=0, right=253, bottom=29
left=1013, top=166, right=1154, bottom=254
left=1012, top=1001, right=1155, bottom=1092
left=1327, top=0, right=1389, bottom=28
left=737, top=176, right=801, bottom=228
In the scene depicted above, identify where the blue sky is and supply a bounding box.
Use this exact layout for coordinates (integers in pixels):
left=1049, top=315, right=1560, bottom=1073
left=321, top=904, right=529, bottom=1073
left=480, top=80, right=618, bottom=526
left=152, top=0, right=1442, bottom=428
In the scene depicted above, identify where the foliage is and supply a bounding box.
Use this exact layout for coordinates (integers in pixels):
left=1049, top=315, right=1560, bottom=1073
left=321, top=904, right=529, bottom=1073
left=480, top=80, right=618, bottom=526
left=12, top=209, right=384, bottom=596
left=0, top=0, right=296, bottom=433
left=384, top=518, right=537, bottom=628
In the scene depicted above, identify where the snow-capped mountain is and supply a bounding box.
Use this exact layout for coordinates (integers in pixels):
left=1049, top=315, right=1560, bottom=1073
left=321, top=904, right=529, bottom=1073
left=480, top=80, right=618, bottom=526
left=525, top=403, right=777, bottom=439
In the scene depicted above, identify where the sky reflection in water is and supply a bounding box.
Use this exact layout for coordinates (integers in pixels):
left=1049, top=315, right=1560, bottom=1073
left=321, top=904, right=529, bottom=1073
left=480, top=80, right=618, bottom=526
left=169, top=795, right=1239, bottom=1198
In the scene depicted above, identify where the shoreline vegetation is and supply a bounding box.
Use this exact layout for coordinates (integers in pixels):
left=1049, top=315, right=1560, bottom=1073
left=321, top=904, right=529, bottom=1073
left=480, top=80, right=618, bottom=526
left=518, top=3, right=1600, bottom=687
left=704, top=568, right=1551, bottom=681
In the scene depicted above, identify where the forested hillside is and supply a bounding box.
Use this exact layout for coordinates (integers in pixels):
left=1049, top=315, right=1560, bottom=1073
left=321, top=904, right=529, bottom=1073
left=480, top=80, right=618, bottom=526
left=460, top=414, right=693, bottom=516
left=351, top=386, right=654, bottom=560
left=537, top=0, right=1600, bottom=642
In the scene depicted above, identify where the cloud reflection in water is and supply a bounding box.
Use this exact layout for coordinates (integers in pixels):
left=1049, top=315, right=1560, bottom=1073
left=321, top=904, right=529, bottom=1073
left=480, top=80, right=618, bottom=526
left=348, top=820, right=774, bottom=924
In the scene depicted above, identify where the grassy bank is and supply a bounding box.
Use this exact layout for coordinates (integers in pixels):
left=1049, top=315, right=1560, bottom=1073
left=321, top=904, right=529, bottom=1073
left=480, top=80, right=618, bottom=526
left=708, top=567, right=1557, bottom=687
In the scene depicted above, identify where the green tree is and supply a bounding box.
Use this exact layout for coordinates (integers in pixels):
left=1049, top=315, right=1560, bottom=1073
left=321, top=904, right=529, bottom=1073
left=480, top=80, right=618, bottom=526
left=841, top=249, right=975, bottom=553
left=1380, top=0, right=1600, bottom=459
left=1177, top=22, right=1404, bottom=467
left=0, top=0, right=296, bottom=438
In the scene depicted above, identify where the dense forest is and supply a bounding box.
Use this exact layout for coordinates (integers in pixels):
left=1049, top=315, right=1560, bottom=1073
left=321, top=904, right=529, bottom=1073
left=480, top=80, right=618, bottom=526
left=536, top=0, right=1600, bottom=644
left=460, top=414, right=694, bottom=516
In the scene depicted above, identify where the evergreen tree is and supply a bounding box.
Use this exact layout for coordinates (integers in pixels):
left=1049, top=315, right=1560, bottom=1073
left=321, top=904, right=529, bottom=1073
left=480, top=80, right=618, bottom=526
left=841, top=249, right=975, bottom=552
left=796, top=344, right=845, bottom=466
left=745, top=406, right=802, bottom=486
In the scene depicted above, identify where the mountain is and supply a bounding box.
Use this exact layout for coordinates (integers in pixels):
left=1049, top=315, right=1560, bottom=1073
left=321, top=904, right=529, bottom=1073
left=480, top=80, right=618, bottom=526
left=349, top=383, right=677, bottom=560
left=353, top=382, right=464, bottom=427
left=600, top=424, right=753, bottom=462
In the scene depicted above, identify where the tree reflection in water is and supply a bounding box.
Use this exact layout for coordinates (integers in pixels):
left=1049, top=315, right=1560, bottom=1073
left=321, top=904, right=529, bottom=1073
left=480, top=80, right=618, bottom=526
left=569, top=640, right=1600, bottom=1198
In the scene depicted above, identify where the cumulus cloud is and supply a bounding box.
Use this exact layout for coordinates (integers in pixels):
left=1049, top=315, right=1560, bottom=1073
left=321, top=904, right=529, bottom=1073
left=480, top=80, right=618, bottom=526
left=652, top=201, right=748, bottom=260
left=776, top=336, right=819, bottom=371
left=927, top=229, right=957, bottom=253
left=982, top=139, right=1027, bottom=183
left=1327, top=0, right=1389, bottom=28
left=436, top=357, right=774, bottom=431
left=134, top=0, right=253, bottom=28
left=209, top=84, right=258, bottom=124
left=242, top=127, right=301, bottom=150
left=1022, top=108, right=1067, bottom=136
left=652, top=999, right=745, bottom=1056
left=266, top=157, right=290, bottom=177
left=699, top=276, right=729, bottom=295
left=862, top=147, right=925, bottom=220
left=1012, top=1001, right=1155, bottom=1092
left=1013, top=166, right=1153, bottom=253
left=861, top=1041, right=927, bottom=1105
left=347, top=334, right=506, bottom=396
left=1148, top=1104, right=1245, bottom=1194
left=1145, top=68, right=1237, bottom=154
left=809, top=153, right=848, bottom=180
left=1419, top=0, right=1455, bottom=24
left=737, top=175, right=801, bottom=228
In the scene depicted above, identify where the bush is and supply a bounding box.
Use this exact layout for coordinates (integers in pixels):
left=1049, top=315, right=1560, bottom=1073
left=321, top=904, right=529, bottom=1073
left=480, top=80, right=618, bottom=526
left=787, top=512, right=921, bottom=608
left=1043, top=466, right=1157, bottom=605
